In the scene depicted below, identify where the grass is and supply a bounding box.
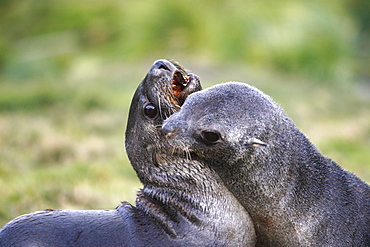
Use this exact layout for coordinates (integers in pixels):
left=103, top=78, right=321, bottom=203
left=1, top=0, right=361, bottom=83
left=0, top=58, right=369, bottom=227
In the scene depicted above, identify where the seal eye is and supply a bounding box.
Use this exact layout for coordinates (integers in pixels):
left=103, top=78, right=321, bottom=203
left=201, top=130, right=221, bottom=145
left=144, top=103, right=158, bottom=119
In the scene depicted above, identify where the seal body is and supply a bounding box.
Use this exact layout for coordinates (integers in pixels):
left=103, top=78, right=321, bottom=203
left=0, top=62, right=256, bottom=246
left=162, top=82, right=370, bottom=246
left=0, top=208, right=189, bottom=247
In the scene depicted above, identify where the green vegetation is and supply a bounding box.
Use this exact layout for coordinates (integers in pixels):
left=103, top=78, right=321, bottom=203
left=0, top=0, right=369, bottom=227
left=1, top=0, right=368, bottom=82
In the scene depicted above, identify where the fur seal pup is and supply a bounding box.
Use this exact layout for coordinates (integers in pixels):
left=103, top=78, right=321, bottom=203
left=0, top=62, right=256, bottom=246
left=124, top=60, right=255, bottom=246
left=162, top=82, right=370, bottom=246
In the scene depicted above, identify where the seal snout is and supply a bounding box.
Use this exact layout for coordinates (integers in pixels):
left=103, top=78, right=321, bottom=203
left=161, top=122, right=177, bottom=137
left=152, top=59, right=175, bottom=72
left=149, top=60, right=177, bottom=78
left=161, top=121, right=194, bottom=156
left=161, top=120, right=185, bottom=148
left=154, top=60, right=172, bottom=71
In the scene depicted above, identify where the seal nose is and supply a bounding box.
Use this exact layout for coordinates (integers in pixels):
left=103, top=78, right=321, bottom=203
left=162, top=121, right=181, bottom=137
left=161, top=122, right=173, bottom=136
left=152, top=60, right=173, bottom=72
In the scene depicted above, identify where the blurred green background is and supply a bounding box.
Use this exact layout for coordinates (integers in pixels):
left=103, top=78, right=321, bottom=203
left=0, top=0, right=369, bottom=227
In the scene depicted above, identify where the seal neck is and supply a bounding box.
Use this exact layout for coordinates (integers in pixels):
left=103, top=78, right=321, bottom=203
left=133, top=154, right=251, bottom=239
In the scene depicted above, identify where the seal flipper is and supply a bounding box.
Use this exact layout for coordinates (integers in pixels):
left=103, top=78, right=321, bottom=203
left=0, top=208, right=156, bottom=247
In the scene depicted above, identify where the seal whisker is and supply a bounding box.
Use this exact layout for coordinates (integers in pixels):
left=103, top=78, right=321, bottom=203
left=178, top=140, right=192, bottom=161
left=185, top=149, right=192, bottom=161
left=157, top=94, right=163, bottom=119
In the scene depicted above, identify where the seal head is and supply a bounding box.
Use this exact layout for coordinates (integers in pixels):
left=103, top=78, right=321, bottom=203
left=126, top=59, right=201, bottom=183
left=163, top=82, right=370, bottom=246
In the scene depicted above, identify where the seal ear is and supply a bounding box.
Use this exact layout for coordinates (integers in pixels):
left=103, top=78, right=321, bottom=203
left=247, top=137, right=267, bottom=147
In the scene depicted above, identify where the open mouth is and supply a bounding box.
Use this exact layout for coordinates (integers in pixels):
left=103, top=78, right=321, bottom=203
left=166, top=60, right=201, bottom=106
left=172, top=71, right=190, bottom=100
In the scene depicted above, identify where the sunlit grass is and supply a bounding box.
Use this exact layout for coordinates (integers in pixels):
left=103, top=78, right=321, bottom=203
left=0, top=107, right=138, bottom=227
left=0, top=67, right=140, bottom=226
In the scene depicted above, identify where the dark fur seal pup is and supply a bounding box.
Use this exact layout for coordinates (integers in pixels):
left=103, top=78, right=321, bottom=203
left=0, top=62, right=256, bottom=246
left=124, top=61, right=255, bottom=246
left=162, top=82, right=370, bottom=246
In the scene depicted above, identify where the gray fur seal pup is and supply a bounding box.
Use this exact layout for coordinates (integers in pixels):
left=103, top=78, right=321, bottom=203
left=0, top=62, right=256, bottom=246
left=162, top=82, right=370, bottom=246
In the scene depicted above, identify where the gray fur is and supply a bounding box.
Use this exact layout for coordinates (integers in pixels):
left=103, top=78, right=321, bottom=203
left=0, top=62, right=256, bottom=246
left=162, top=82, right=370, bottom=246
